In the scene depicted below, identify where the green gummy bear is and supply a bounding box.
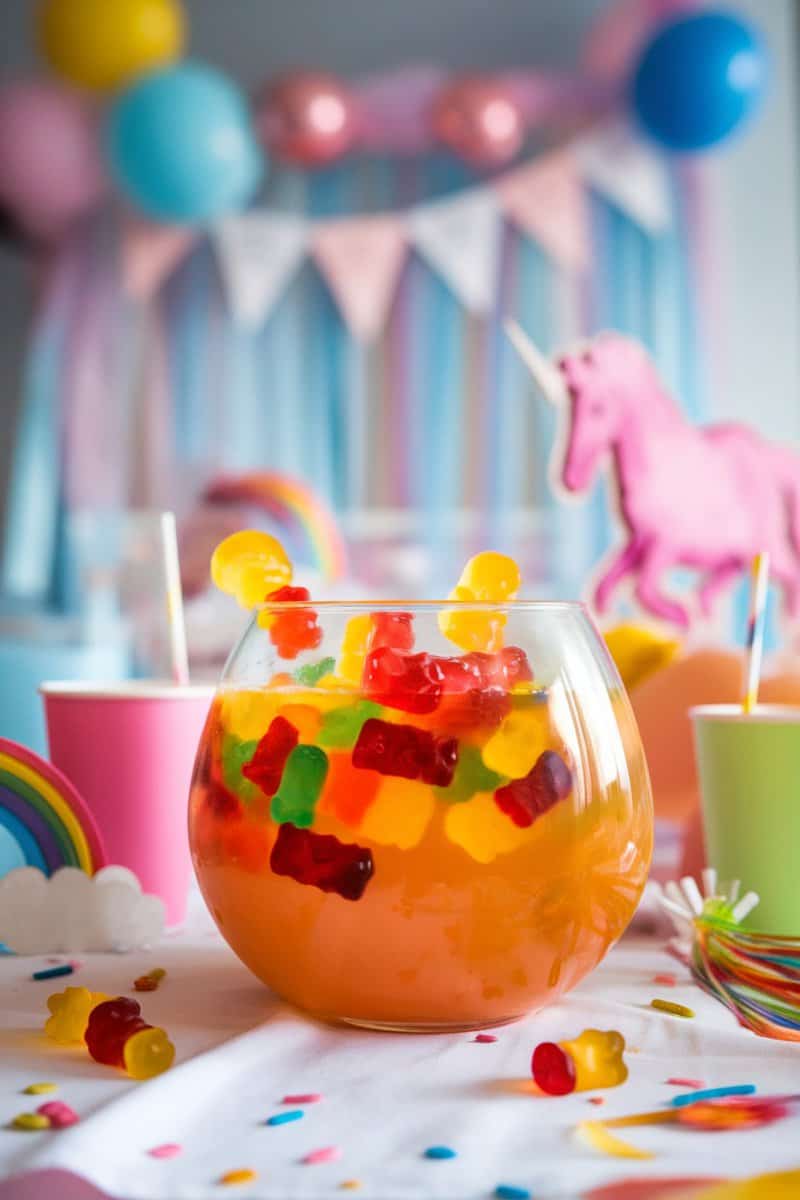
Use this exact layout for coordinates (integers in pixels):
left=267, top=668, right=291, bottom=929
left=221, top=734, right=260, bottom=802
left=317, top=700, right=383, bottom=749
left=294, top=657, right=336, bottom=687
left=270, top=744, right=329, bottom=828
left=434, top=743, right=503, bottom=804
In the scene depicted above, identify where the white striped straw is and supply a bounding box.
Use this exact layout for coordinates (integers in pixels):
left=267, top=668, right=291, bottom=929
left=742, top=552, right=769, bottom=713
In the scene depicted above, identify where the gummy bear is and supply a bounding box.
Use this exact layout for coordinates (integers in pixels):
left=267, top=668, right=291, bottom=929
left=271, top=744, right=329, bottom=828
left=85, top=998, right=175, bottom=1080
left=270, top=822, right=374, bottom=900
left=45, top=987, right=109, bottom=1044
left=317, top=752, right=381, bottom=827
left=221, top=734, right=259, bottom=802
left=294, top=657, right=336, bottom=687
left=211, top=531, right=292, bottom=609
left=370, top=612, right=414, bottom=651
left=338, top=615, right=373, bottom=685
left=444, top=791, right=532, bottom=864
left=531, top=1029, right=627, bottom=1095
left=362, top=647, right=443, bottom=715
left=481, top=703, right=549, bottom=778
left=318, top=699, right=383, bottom=750
left=434, top=743, right=503, bottom=803
left=353, top=718, right=458, bottom=787
left=494, top=750, right=572, bottom=828
left=360, top=777, right=434, bottom=849
left=262, top=586, right=322, bottom=659
left=241, top=715, right=298, bottom=797
left=278, top=704, right=322, bottom=742
left=439, top=552, right=521, bottom=652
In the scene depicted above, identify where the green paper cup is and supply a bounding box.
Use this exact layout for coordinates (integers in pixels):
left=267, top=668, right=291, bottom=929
left=691, top=704, right=800, bottom=934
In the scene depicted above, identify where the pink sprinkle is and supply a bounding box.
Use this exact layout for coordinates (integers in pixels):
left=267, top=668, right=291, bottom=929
left=653, top=973, right=677, bottom=986
left=588, top=1096, right=605, bottom=1106
left=37, top=1101, right=78, bottom=1128
left=68, top=960, right=84, bottom=971
left=148, top=1144, right=183, bottom=1159
left=474, top=1033, right=498, bottom=1043
left=302, top=1147, right=342, bottom=1166
left=283, top=1093, right=323, bottom=1104
left=667, top=1077, right=705, bottom=1089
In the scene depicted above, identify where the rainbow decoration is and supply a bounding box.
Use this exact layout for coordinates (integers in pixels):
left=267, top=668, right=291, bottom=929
left=204, top=471, right=347, bottom=583
left=0, top=738, right=106, bottom=879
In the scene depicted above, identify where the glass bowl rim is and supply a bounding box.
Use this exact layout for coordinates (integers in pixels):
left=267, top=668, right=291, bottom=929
left=249, top=599, right=589, bottom=613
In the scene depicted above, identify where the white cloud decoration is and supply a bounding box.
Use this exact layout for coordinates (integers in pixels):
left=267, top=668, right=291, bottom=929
left=0, top=866, right=165, bottom=954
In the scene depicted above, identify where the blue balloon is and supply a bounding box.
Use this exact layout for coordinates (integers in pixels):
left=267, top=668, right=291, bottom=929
left=632, top=11, right=767, bottom=152
left=107, top=61, right=265, bottom=222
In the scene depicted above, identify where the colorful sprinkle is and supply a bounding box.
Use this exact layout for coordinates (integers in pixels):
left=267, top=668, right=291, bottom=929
left=670, top=1084, right=756, bottom=1108
left=667, top=1077, right=704, bottom=1089
left=134, top=967, right=166, bottom=992
left=424, top=1146, right=457, bottom=1160
left=650, top=998, right=695, bottom=1018
left=339, top=1183, right=361, bottom=1191
left=37, top=1101, right=78, bottom=1128
left=31, top=964, right=74, bottom=981
left=474, top=1033, right=498, bottom=1043
left=23, top=1083, right=56, bottom=1095
left=148, top=1143, right=183, bottom=1159
left=576, top=1119, right=655, bottom=1160
left=283, top=1093, right=322, bottom=1104
left=218, top=1168, right=257, bottom=1186
left=266, top=1109, right=304, bottom=1126
left=588, top=1096, right=605, bottom=1105
left=302, top=1146, right=342, bottom=1165
left=11, top=1112, right=51, bottom=1131
left=495, top=1187, right=532, bottom=1200
left=652, top=972, right=678, bottom=986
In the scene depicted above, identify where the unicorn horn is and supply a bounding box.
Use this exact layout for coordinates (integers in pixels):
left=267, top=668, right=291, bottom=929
left=504, top=319, right=567, bottom=404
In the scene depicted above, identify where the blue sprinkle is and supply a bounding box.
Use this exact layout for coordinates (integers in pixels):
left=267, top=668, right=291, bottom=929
left=266, top=1109, right=304, bottom=1126
left=495, top=1187, right=532, bottom=1200
left=424, top=1145, right=457, bottom=1160
left=31, top=964, right=74, bottom=981
left=670, top=1084, right=756, bottom=1108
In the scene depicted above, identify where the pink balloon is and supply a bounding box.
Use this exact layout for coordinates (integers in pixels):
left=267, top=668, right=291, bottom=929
left=432, top=76, right=524, bottom=168
left=256, top=72, right=360, bottom=168
left=0, top=80, right=107, bottom=242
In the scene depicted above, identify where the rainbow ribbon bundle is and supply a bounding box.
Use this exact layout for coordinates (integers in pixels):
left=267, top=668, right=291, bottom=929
left=659, top=871, right=800, bottom=1042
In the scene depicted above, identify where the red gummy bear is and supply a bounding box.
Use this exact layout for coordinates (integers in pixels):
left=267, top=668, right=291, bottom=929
left=352, top=718, right=458, bottom=787
left=205, top=776, right=241, bottom=819
left=85, top=998, right=147, bottom=1069
left=242, top=715, right=298, bottom=797
left=270, top=822, right=374, bottom=901
left=531, top=1041, right=576, bottom=1096
left=266, top=586, right=323, bottom=660
left=370, top=612, right=414, bottom=652
left=362, top=647, right=443, bottom=714
left=494, top=750, right=572, bottom=828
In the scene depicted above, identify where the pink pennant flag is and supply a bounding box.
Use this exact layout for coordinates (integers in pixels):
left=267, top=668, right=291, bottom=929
left=312, top=215, right=407, bottom=341
left=495, top=150, right=589, bottom=271
left=120, top=212, right=197, bottom=302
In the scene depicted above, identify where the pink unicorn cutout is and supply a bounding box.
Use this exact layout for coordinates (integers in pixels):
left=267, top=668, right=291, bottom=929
left=506, top=321, right=800, bottom=629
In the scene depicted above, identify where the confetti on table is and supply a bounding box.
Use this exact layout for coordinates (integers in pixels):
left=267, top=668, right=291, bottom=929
left=474, top=1033, right=498, bottom=1043
left=588, top=1096, right=605, bottom=1105
left=23, top=1083, right=56, bottom=1095
left=650, top=998, right=695, bottom=1018
left=653, top=972, right=677, bottom=986
left=134, top=967, right=166, bottom=992
left=148, top=1143, right=183, bottom=1159
left=494, top=1186, right=532, bottom=1200
left=339, top=1182, right=361, bottom=1191
left=31, top=964, right=74, bottom=982
left=667, top=1077, right=704, bottom=1089
left=424, top=1146, right=457, bottom=1160
left=302, top=1146, right=342, bottom=1165
left=283, top=1093, right=322, bottom=1104
left=37, top=1101, right=78, bottom=1128
left=266, top=1109, right=304, bottom=1126
left=670, top=1084, right=756, bottom=1108
left=11, top=1112, right=51, bottom=1131
left=218, top=1168, right=257, bottom=1186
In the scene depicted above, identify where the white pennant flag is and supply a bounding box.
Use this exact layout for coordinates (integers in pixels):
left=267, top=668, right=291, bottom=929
left=409, top=188, right=502, bottom=313
left=213, top=212, right=308, bottom=327
left=575, top=121, right=672, bottom=236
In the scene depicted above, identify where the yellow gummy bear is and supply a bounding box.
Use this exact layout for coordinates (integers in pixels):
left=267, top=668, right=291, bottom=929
left=45, top=986, right=109, bottom=1044
left=219, top=689, right=282, bottom=743
left=439, top=552, right=521, bottom=652
left=337, top=615, right=373, bottom=685
left=360, top=778, right=434, bottom=849
left=123, top=1025, right=176, bottom=1081
left=481, top=706, right=549, bottom=778
left=278, top=704, right=322, bottom=742
left=444, top=791, right=533, bottom=863
left=561, top=1028, right=628, bottom=1091
left=604, top=623, right=680, bottom=692
left=210, top=531, right=292, bottom=611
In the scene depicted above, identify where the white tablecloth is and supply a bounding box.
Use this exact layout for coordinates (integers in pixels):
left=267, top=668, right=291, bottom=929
left=2, top=892, right=799, bottom=1200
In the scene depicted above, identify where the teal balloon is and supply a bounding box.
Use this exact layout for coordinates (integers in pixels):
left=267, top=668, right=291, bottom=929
left=107, top=61, right=264, bottom=222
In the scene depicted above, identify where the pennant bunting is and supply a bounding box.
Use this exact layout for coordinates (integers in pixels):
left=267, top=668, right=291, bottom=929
left=494, top=150, right=589, bottom=272
left=213, top=212, right=308, bottom=328
left=575, top=121, right=672, bottom=235
left=409, top=189, right=502, bottom=313
left=119, top=214, right=196, bottom=302
left=312, top=215, right=407, bottom=341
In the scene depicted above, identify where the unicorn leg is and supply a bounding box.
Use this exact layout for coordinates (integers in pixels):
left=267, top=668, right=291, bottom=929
left=698, top=560, right=743, bottom=617
left=593, top=538, right=645, bottom=614
left=634, top=546, right=690, bottom=629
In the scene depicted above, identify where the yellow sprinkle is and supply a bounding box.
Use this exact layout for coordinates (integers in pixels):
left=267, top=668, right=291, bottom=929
left=576, top=1119, right=654, bottom=1160
left=650, top=998, right=695, bottom=1018
left=23, top=1082, right=57, bottom=1095
left=218, top=1169, right=258, bottom=1186
left=340, top=1184, right=362, bottom=1192
left=12, top=1112, right=51, bottom=1131
left=149, top=968, right=166, bottom=981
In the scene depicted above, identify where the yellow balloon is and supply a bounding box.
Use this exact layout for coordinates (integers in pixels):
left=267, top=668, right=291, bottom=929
left=37, top=0, right=185, bottom=92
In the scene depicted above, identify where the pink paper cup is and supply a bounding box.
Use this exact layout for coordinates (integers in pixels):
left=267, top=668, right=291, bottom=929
left=40, top=681, right=214, bottom=925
